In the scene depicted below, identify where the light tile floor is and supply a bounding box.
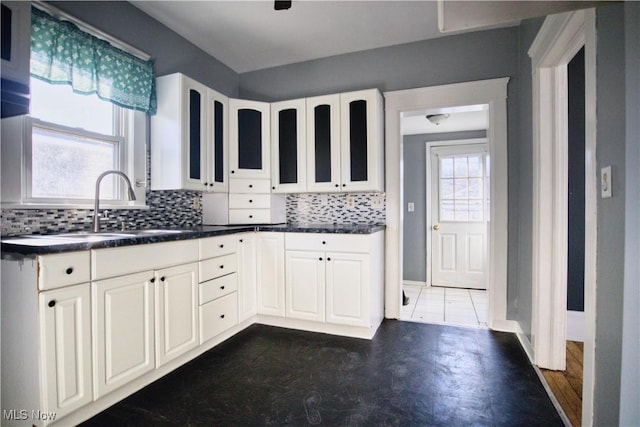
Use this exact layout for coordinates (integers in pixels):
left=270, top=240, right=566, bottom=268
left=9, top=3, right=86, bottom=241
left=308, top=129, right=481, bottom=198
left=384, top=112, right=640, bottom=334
left=401, top=284, right=488, bottom=328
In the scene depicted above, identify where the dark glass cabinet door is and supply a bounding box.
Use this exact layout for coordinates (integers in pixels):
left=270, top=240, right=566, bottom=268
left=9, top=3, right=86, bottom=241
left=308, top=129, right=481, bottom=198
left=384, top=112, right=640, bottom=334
left=339, top=89, right=383, bottom=192
left=306, top=94, right=341, bottom=192
left=188, top=89, right=202, bottom=182
left=207, top=88, right=228, bottom=192
left=272, top=99, right=306, bottom=192
left=229, top=99, right=270, bottom=179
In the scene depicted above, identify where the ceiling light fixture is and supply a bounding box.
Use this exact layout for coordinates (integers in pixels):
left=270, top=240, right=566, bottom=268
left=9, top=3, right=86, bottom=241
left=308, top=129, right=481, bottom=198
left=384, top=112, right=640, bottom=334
left=426, top=113, right=450, bottom=125
left=274, top=1, right=292, bottom=10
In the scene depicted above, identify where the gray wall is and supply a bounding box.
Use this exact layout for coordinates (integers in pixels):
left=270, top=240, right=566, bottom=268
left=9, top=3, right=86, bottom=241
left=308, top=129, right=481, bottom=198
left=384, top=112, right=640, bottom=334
left=594, top=5, right=627, bottom=424
left=50, top=1, right=239, bottom=97
left=402, top=131, right=487, bottom=283
left=620, top=1, right=640, bottom=424
left=513, top=16, right=544, bottom=336
left=239, top=26, right=522, bottom=316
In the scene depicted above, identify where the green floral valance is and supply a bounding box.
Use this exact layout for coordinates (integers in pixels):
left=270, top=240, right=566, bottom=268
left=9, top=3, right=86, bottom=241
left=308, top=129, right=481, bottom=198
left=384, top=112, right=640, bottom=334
left=30, top=7, right=156, bottom=115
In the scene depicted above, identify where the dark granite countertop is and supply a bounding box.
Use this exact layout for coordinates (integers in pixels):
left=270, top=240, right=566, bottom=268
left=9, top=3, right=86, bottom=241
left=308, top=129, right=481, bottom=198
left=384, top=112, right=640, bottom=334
left=1, top=223, right=385, bottom=256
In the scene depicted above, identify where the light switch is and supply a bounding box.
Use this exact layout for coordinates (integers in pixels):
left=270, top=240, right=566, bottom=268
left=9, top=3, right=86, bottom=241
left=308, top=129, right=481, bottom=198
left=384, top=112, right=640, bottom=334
left=408, top=202, right=415, bottom=212
left=601, top=166, right=612, bottom=198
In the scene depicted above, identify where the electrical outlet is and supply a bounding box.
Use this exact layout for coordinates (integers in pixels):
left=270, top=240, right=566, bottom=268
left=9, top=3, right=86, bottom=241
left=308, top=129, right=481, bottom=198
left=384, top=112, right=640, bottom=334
left=346, top=195, right=355, bottom=208
left=407, top=202, right=415, bottom=212
left=193, top=196, right=200, bottom=209
left=371, top=194, right=385, bottom=209
left=319, top=194, right=328, bottom=205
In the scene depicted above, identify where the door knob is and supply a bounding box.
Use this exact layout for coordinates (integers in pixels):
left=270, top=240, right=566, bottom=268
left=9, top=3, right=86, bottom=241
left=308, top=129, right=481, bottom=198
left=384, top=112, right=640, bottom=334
left=433, top=224, right=440, bottom=231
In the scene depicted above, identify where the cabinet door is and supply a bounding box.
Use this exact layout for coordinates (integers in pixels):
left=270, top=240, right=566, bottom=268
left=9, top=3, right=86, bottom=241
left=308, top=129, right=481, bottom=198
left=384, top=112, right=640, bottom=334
left=155, top=263, right=199, bottom=367
left=93, top=271, right=155, bottom=398
left=182, top=77, right=209, bottom=191
left=325, top=252, right=370, bottom=327
left=340, top=89, right=384, bottom=192
left=229, top=98, right=271, bottom=179
left=40, top=283, right=92, bottom=418
left=256, top=232, right=285, bottom=316
left=237, top=233, right=258, bottom=322
left=285, top=251, right=325, bottom=322
left=207, top=88, right=229, bottom=192
left=306, top=94, right=342, bottom=192
left=271, top=99, right=307, bottom=193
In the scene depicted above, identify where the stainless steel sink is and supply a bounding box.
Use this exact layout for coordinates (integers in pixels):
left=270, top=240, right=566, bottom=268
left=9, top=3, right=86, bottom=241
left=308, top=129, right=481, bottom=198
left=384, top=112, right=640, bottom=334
left=47, top=229, right=190, bottom=240
left=124, top=229, right=188, bottom=235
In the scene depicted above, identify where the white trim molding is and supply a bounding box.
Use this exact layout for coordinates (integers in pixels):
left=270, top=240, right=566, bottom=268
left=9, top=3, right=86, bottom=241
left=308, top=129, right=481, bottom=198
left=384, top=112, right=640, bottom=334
left=384, top=78, right=509, bottom=332
left=529, top=9, right=597, bottom=426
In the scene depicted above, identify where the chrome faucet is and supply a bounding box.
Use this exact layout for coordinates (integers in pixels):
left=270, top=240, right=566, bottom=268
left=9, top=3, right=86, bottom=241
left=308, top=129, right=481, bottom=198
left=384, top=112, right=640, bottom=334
left=92, top=170, right=137, bottom=232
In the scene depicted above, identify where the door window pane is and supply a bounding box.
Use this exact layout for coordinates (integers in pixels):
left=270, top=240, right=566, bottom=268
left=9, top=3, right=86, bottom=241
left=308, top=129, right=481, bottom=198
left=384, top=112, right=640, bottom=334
left=439, top=152, right=486, bottom=222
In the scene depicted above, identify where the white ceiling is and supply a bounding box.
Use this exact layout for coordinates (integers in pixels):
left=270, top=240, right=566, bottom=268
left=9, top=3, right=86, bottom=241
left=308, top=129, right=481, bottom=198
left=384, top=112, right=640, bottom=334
left=401, top=104, right=488, bottom=135
left=131, top=1, right=517, bottom=74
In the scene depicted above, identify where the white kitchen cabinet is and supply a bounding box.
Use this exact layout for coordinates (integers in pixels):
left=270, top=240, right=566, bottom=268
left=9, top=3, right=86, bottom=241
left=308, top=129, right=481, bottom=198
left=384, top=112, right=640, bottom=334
left=229, top=98, right=270, bottom=179
left=284, top=231, right=384, bottom=330
left=151, top=73, right=228, bottom=192
left=256, top=232, right=285, bottom=316
left=93, top=271, right=155, bottom=398
left=305, top=90, right=384, bottom=193
left=40, top=283, right=93, bottom=419
left=339, top=89, right=384, bottom=192
left=306, top=94, right=342, bottom=192
left=271, top=99, right=307, bottom=193
left=285, top=250, right=325, bottom=322
left=237, top=233, right=258, bottom=322
left=155, top=263, right=199, bottom=367
left=325, top=252, right=370, bottom=327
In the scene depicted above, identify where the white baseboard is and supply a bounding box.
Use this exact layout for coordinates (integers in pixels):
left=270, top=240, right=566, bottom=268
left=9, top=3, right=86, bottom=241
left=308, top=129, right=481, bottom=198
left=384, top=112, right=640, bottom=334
left=403, top=280, right=427, bottom=287
left=566, top=310, right=585, bottom=342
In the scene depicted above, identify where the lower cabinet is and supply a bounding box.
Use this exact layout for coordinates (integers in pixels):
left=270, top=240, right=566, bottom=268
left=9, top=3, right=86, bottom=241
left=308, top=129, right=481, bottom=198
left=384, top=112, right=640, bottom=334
left=200, top=292, right=238, bottom=343
left=237, top=233, right=258, bottom=322
left=155, top=263, right=199, bottom=367
left=93, top=271, right=155, bottom=398
left=256, top=232, right=285, bottom=316
left=285, top=251, right=325, bottom=322
left=40, top=283, right=93, bottom=419
left=285, top=250, right=370, bottom=326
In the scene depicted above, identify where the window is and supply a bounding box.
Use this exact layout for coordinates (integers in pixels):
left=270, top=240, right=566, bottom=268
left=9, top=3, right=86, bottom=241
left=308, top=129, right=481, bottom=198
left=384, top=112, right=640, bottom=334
left=438, top=153, right=487, bottom=222
left=0, top=5, right=155, bottom=208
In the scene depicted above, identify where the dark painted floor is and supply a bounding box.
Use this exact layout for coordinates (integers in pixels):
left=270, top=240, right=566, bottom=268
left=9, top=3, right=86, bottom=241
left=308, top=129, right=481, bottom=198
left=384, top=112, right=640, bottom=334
left=82, top=320, right=563, bottom=426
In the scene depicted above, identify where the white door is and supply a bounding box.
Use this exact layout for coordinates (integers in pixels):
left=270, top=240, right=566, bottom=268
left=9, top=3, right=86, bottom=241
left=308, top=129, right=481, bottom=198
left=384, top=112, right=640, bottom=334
left=285, top=250, right=325, bottom=322
left=93, top=271, right=155, bottom=398
left=325, top=252, right=370, bottom=327
left=430, top=144, right=488, bottom=289
left=155, top=263, right=199, bottom=367
left=40, top=283, right=93, bottom=417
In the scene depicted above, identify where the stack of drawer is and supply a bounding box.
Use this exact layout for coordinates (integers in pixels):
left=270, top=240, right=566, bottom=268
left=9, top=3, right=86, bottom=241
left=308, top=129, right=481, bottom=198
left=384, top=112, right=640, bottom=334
left=198, top=235, right=239, bottom=343
left=228, top=178, right=286, bottom=224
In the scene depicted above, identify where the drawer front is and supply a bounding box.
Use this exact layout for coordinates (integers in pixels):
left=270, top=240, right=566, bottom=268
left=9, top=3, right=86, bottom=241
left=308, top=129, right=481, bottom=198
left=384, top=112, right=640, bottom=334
left=229, top=178, right=271, bottom=194
left=38, top=251, right=91, bottom=290
left=92, top=240, right=198, bottom=281
left=200, top=292, right=238, bottom=344
left=199, top=253, right=237, bottom=282
left=200, top=272, right=238, bottom=305
left=229, top=194, right=271, bottom=209
left=199, top=234, right=238, bottom=260
left=285, top=232, right=371, bottom=253
left=229, top=209, right=271, bottom=224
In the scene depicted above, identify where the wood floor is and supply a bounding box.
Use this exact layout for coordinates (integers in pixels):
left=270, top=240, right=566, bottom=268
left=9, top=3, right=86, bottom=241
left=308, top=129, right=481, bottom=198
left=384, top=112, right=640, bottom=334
left=541, top=341, right=584, bottom=427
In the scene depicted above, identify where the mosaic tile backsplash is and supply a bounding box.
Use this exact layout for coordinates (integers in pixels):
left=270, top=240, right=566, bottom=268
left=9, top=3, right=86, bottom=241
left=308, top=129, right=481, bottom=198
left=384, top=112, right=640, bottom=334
left=286, top=192, right=386, bottom=225
left=1, top=191, right=385, bottom=236
left=1, top=190, right=202, bottom=236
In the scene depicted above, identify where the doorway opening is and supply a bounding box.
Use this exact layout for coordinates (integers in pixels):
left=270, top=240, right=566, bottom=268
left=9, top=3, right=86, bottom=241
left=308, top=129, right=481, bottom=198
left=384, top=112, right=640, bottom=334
left=396, top=100, right=496, bottom=329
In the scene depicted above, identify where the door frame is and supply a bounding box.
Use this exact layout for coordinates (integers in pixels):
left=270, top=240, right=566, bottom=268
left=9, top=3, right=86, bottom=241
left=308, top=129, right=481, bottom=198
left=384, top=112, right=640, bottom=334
left=425, top=139, right=488, bottom=288
left=384, top=78, right=511, bottom=331
left=528, top=9, right=596, bottom=426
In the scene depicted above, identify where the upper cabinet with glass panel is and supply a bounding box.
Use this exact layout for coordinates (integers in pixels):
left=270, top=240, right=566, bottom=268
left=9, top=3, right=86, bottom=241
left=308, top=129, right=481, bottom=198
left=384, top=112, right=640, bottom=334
left=151, top=73, right=228, bottom=192
left=229, top=98, right=271, bottom=180
left=271, top=99, right=306, bottom=193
